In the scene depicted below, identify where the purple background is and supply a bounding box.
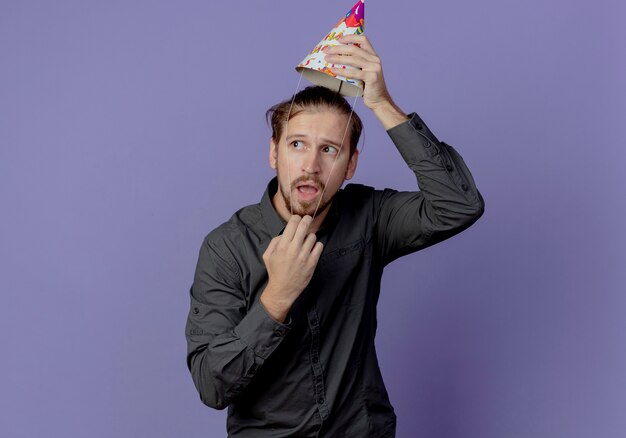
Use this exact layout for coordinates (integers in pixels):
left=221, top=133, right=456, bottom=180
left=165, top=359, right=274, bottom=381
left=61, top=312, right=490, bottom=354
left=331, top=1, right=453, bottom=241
left=1, top=1, right=624, bottom=437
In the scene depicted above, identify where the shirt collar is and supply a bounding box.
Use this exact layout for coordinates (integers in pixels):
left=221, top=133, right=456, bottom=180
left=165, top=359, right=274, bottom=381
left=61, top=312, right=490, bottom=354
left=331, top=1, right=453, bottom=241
left=260, top=177, right=286, bottom=237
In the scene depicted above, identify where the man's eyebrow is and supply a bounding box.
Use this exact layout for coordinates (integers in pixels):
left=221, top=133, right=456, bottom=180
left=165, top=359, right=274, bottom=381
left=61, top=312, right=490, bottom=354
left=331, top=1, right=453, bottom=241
left=319, top=136, right=344, bottom=148
left=285, top=134, right=344, bottom=147
left=285, top=133, right=309, bottom=141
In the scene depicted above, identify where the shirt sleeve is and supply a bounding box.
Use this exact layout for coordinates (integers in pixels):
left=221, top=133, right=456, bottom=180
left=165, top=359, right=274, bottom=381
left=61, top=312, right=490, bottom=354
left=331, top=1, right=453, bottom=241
left=185, top=236, right=291, bottom=410
left=374, top=112, right=485, bottom=264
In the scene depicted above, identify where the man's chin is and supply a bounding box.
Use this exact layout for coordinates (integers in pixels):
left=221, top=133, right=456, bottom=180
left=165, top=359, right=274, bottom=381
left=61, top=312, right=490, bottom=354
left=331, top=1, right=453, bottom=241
left=291, top=200, right=317, bottom=217
left=294, top=197, right=333, bottom=218
left=287, top=197, right=322, bottom=217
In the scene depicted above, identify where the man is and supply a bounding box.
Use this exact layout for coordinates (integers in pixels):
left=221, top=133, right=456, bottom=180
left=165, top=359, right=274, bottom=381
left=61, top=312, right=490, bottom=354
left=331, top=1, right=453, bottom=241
left=186, top=35, right=484, bottom=437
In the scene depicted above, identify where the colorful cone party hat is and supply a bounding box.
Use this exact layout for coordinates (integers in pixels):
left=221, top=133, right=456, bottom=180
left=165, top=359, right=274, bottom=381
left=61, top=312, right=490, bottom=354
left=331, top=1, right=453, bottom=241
left=296, top=0, right=365, bottom=97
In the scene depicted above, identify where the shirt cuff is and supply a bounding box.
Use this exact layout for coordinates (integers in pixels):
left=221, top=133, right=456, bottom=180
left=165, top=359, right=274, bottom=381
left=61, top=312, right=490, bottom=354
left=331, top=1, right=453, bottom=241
left=386, top=112, right=441, bottom=163
left=234, top=302, right=292, bottom=360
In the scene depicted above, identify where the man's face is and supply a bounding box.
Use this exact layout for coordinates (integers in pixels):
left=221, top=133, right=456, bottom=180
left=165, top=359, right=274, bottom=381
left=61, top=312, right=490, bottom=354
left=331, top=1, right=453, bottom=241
left=269, top=110, right=359, bottom=219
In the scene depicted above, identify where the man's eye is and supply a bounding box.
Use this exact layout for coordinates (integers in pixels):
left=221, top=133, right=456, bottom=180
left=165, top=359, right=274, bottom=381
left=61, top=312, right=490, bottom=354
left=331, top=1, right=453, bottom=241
left=292, top=141, right=304, bottom=149
left=323, top=145, right=338, bottom=155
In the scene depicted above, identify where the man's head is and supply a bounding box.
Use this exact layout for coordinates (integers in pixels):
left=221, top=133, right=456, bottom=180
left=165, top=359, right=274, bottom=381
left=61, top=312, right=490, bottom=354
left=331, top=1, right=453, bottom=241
left=266, top=86, right=362, bottom=219
left=267, top=86, right=363, bottom=155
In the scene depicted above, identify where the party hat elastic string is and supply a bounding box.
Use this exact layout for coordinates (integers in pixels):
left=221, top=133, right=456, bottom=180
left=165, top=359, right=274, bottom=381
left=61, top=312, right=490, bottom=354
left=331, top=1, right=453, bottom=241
left=283, top=69, right=306, bottom=217
left=312, top=90, right=360, bottom=221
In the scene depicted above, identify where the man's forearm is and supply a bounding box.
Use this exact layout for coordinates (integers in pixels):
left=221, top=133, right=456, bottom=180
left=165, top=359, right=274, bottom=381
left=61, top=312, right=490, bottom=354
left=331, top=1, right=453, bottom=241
left=370, top=99, right=410, bottom=130
left=387, top=112, right=483, bottom=210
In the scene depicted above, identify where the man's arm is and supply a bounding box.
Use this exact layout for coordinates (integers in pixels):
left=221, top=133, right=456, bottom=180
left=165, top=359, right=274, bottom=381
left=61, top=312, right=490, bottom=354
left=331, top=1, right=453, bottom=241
left=186, top=216, right=323, bottom=409
left=375, top=112, right=484, bottom=263
left=186, top=235, right=290, bottom=410
left=324, top=35, right=484, bottom=263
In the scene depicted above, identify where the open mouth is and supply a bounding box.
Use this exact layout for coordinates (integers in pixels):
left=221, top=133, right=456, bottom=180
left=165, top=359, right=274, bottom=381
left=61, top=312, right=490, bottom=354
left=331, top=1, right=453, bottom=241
left=295, top=182, right=321, bottom=201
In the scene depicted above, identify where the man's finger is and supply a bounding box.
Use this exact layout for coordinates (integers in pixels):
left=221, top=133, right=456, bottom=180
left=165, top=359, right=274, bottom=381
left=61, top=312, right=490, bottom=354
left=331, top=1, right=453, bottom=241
left=324, top=53, right=372, bottom=70
left=282, top=215, right=301, bottom=242
left=329, top=66, right=366, bottom=81
left=308, top=241, right=324, bottom=266
left=263, top=236, right=281, bottom=262
left=300, top=232, right=318, bottom=255
left=323, top=44, right=378, bottom=63
left=292, top=215, right=313, bottom=245
left=337, top=34, right=377, bottom=55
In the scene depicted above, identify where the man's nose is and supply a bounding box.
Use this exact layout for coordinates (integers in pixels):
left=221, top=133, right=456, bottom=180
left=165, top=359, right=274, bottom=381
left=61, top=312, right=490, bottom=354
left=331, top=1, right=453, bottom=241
left=302, top=150, right=321, bottom=174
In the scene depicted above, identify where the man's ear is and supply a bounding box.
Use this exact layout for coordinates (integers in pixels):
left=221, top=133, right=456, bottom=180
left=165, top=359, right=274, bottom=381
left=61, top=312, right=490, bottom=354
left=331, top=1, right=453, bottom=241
left=269, top=138, right=278, bottom=170
left=344, top=148, right=359, bottom=180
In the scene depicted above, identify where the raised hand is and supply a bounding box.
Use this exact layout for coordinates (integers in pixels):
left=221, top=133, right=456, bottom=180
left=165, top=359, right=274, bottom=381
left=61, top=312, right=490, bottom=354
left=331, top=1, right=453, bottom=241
left=322, top=34, right=391, bottom=109
left=322, top=34, right=408, bottom=129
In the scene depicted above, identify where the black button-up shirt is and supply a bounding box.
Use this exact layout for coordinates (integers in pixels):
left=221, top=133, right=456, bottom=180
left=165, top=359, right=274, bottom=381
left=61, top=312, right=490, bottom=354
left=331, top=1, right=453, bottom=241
left=186, top=113, right=484, bottom=437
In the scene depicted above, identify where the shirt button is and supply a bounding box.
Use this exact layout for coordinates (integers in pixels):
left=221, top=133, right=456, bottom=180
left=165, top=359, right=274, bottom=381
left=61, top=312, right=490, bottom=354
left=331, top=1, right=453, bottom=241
left=461, top=183, right=468, bottom=191
left=318, top=396, right=325, bottom=404
left=339, top=248, right=346, bottom=256
left=423, top=140, right=431, bottom=148
left=193, top=307, right=199, bottom=315
left=273, top=329, right=284, bottom=337
left=312, top=356, right=319, bottom=363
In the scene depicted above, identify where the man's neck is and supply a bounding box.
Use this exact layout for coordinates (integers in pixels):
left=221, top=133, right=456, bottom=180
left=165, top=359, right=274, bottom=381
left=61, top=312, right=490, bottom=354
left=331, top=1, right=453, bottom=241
left=307, top=206, right=331, bottom=235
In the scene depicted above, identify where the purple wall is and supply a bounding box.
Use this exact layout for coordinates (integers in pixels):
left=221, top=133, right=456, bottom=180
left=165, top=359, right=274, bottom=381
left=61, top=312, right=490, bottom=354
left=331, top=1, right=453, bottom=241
left=1, top=1, right=624, bottom=437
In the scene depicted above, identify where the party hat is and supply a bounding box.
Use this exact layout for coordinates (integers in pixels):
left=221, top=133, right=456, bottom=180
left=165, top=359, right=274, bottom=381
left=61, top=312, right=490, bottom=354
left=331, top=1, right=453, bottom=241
left=296, top=0, right=365, bottom=97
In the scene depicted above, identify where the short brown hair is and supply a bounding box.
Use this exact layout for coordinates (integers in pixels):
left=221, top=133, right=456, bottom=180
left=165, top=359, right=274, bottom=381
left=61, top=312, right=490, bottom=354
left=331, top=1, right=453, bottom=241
left=266, top=86, right=362, bottom=154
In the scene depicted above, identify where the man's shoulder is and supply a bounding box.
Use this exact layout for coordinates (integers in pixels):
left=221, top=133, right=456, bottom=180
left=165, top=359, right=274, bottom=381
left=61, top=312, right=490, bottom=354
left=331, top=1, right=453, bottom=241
left=340, top=182, right=408, bottom=216
left=203, top=201, right=263, bottom=249
left=341, top=182, right=384, bottom=207
left=332, top=183, right=378, bottom=222
left=343, top=182, right=376, bottom=196
left=343, top=182, right=406, bottom=200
